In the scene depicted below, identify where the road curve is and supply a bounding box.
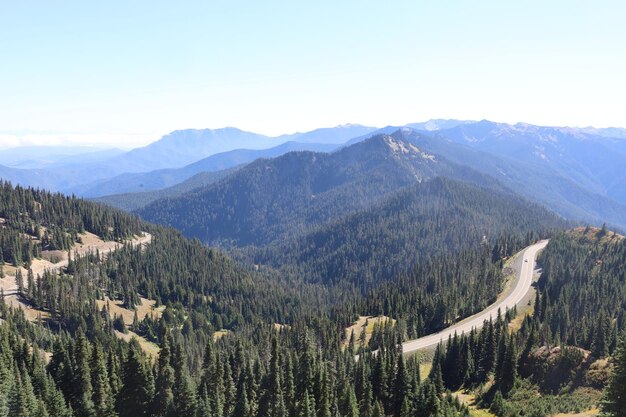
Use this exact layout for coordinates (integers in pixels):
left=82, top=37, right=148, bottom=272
left=402, top=239, right=549, bottom=354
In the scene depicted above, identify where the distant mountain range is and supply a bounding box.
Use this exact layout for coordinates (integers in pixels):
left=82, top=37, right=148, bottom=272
left=342, top=127, right=626, bottom=229
left=0, top=119, right=625, bottom=230
left=136, top=132, right=547, bottom=246
left=424, top=121, right=626, bottom=204
left=0, top=124, right=375, bottom=192
left=0, top=146, right=124, bottom=169
left=74, top=141, right=340, bottom=197
left=93, top=168, right=240, bottom=212
left=278, top=124, right=377, bottom=144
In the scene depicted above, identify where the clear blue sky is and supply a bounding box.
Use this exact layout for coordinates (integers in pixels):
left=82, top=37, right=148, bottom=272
left=1, top=1, right=625, bottom=148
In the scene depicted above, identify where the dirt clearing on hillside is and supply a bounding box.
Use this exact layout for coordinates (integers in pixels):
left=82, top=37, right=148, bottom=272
left=343, top=315, right=395, bottom=350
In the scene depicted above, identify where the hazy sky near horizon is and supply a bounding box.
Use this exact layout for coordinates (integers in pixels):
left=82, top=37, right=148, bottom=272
left=1, top=1, right=625, bottom=149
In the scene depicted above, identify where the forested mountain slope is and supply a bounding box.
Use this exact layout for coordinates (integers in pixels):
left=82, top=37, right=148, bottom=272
left=535, top=227, right=626, bottom=352
left=251, top=177, right=565, bottom=287
left=137, top=133, right=513, bottom=247
left=0, top=179, right=509, bottom=417
left=2, top=164, right=623, bottom=416
left=0, top=181, right=272, bottom=329
left=132, top=132, right=568, bottom=345
left=0, top=181, right=143, bottom=263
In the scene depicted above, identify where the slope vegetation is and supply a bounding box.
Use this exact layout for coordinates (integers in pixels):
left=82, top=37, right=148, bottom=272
left=252, top=177, right=563, bottom=287
left=138, top=133, right=509, bottom=247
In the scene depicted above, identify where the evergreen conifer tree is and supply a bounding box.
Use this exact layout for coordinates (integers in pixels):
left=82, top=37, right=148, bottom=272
left=117, top=341, right=152, bottom=417
left=73, top=332, right=95, bottom=417
left=601, top=332, right=626, bottom=417
left=91, top=343, right=115, bottom=417
left=339, top=384, right=359, bottom=417
left=152, top=335, right=175, bottom=417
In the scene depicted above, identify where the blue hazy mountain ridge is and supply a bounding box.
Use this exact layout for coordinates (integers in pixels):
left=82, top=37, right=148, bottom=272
left=0, top=146, right=124, bottom=169
left=117, top=127, right=276, bottom=171
left=93, top=168, right=241, bottom=212
left=341, top=119, right=474, bottom=147
left=395, top=128, right=626, bottom=230
left=580, top=126, right=626, bottom=139
left=74, top=141, right=340, bottom=197
left=0, top=128, right=275, bottom=191
left=429, top=121, right=626, bottom=204
left=103, top=124, right=376, bottom=172
left=342, top=125, right=626, bottom=229
left=405, top=119, right=473, bottom=132
left=277, top=124, right=377, bottom=144
left=0, top=125, right=376, bottom=192
left=1, top=120, right=625, bottom=231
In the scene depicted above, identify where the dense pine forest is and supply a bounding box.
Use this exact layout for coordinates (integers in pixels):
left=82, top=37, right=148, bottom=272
left=248, top=177, right=557, bottom=287
left=0, top=181, right=488, bottom=416
left=1, top=173, right=625, bottom=417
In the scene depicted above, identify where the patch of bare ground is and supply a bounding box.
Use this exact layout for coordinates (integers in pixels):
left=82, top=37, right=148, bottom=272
left=1, top=291, right=164, bottom=328
left=568, top=226, right=624, bottom=244
left=213, top=329, right=231, bottom=341
left=114, top=330, right=160, bottom=358
left=1, top=231, right=160, bottom=357
left=454, top=390, right=497, bottom=417
left=96, top=296, right=164, bottom=325
left=0, top=232, right=151, bottom=305
left=508, top=303, right=532, bottom=332
left=95, top=293, right=164, bottom=357
left=419, top=362, right=432, bottom=382
left=38, top=347, right=53, bottom=363
left=4, top=295, right=51, bottom=322
left=554, top=409, right=600, bottom=417
left=74, top=231, right=152, bottom=258
left=584, top=358, right=612, bottom=387
left=96, top=295, right=165, bottom=357
left=273, top=323, right=289, bottom=332
left=0, top=268, right=19, bottom=294
left=1, top=263, right=17, bottom=276
left=41, top=250, right=65, bottom=264
left=343, top=315, right=395, bottom=350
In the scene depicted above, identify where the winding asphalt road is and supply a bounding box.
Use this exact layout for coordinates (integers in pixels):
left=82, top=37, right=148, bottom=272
left=402, top=239, right=549, bottom=354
